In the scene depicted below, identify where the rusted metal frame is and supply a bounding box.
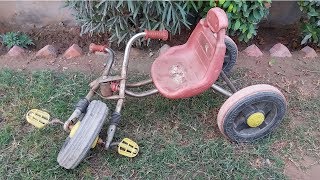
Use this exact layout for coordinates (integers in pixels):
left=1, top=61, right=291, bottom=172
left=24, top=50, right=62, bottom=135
left=104, top=95, right=122, bottom=100
left=126, top=79, right=153, bottom=87
left=97, top=75, right=123, bottom=84
left=85, top=48, right=115, bottom=101
left=114, top=32, right=146, bottom=113
left=211, top=84, right=232, bottom=97
left=125, top=89, right=158, bottom=97
left=64, top=48, right=115, bottom=132
left=105, top=32, right=146, bottom=149
left=220, top=71, right=237, bottom=93
left=102, top=48, right=115, bottom=76
left=125, top=78, right=158, bottom=97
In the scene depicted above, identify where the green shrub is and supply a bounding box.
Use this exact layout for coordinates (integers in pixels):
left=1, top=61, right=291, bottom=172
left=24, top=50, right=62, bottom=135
left=189, top=0, right=271, bottom=42
left=298, top=0, right=320, bottom=46
left=0, top=32, right=34, bottom=49
left=66, top=1, right=191, bottom=47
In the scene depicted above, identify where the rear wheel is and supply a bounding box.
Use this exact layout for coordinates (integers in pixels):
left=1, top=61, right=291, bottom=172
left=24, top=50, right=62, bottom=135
left=222, top=36, right=238, bottom=74
left=217, top=84, right=286, bottom=142
left=57, top=100, right=108, bottom=169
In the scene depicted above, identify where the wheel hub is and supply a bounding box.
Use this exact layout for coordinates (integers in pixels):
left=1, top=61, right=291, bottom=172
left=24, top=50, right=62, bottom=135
left=246, top=112, right=265, bottom=128
left=69, top=121, right=99, bottom=148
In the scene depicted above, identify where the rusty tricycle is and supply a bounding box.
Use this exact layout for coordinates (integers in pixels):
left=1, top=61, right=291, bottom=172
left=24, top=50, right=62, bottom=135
left=45, top=8, right=286, bottom=169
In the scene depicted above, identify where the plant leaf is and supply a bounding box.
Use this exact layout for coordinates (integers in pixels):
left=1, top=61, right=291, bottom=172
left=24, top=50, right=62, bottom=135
left=218, top=0, right=226, bottom=6
left=301, top=34, right=312, bottom=44
left=234, top=20, right=241, bottom=30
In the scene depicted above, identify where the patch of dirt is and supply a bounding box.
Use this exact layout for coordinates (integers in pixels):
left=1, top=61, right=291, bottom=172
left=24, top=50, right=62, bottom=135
left=28, top=25, right=109, bottom=54
left=0, top=49, right=155, bottom=75
left=0, top=46, right=6, bottom=56
left=0, top=22, right=9, bottom=34
left=271, top=141, right=288, bottom=154
left=235, top=51, right=320, bottom=98
left=285, top=156, right=320, bottom=180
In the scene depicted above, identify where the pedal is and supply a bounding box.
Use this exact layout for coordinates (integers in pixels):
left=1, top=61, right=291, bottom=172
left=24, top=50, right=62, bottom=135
left=118, top=138, right=139, bottom=158
left=26, top=109, right=50, bottom=128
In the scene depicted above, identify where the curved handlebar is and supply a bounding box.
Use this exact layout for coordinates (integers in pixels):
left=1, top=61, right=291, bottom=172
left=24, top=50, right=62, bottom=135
left=145, top=30, right=168, bottom=41
left=89, top=43, right=108, bottom=53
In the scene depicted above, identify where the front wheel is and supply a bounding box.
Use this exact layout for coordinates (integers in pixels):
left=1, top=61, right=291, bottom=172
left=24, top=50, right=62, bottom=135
left=217, top=84, right=286, bottom=142
left=57, top=100, right=108, bottom=169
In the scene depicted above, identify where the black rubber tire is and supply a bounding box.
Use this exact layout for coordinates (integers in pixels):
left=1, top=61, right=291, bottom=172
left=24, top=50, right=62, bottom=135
left=57, top=100, right=108, bottom=169
left=217, top=84, right=286, bottom=143
left=222, top=36, right=238, bottom=74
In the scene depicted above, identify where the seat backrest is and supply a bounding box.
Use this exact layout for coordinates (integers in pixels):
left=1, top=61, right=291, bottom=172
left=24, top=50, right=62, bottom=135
left=186, top=7, right=228, bottom=74
left=205, top=8, right=228, bottom=33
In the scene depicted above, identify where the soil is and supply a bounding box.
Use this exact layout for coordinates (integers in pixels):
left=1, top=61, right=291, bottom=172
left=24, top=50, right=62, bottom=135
left=236, top=52, right=320, bottom=98
left=285, top=156, right=320, bottom=180
left=0, top=49, right=155, bottom=75
left=29, top=25, right=110, bottom=55
left=0, top=46, right=6, bottom=56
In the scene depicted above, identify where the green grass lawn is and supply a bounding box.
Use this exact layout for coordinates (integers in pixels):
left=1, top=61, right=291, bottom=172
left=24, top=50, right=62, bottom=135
left=0, top=70, right=319, bottom=179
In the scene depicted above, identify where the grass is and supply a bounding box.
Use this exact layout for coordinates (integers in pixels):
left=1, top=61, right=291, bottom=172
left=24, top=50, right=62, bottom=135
left=0, top=69, right=319, bottom=179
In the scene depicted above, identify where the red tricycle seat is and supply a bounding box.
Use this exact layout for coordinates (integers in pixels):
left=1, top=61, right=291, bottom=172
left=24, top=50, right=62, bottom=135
left=151, top=8, right=228, bottom=99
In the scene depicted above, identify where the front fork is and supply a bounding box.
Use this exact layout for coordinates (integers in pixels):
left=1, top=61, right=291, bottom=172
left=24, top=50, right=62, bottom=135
left=63, top=47, right=117, bottom=148
left=104, top=33, right=146, bottom=149
left=105, top=112, right=120, bottom=149
left=63, top=33, right=146, bottom=149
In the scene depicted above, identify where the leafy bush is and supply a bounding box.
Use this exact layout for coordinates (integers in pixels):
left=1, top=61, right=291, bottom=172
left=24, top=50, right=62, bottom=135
left=66, top=1, right=191, bottom=46
left=298, top=0, right=320, bottom=46
left=0, top=32, right=34, bottom=49
left=189, top=0, right=271, bottom=42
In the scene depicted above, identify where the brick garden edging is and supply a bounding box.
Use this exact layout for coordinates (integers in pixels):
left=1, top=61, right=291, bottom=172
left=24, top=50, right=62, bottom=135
left=5, top=42, right=319, bottom=60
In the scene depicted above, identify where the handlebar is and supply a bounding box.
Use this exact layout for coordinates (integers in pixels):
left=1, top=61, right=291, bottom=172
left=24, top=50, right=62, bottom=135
left=145, top=30, right=168, bottom=41
left=89, top=43, right=108, bottom=53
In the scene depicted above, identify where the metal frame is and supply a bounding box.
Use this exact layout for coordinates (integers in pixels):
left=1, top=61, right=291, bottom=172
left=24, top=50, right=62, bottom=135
left=63, top=32, right=238, bottom=149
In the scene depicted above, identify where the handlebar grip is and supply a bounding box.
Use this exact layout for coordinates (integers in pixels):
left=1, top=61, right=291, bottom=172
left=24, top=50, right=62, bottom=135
left=145, top=30, right=169, bottom=41
left=89, top=43, right=108, bottom=53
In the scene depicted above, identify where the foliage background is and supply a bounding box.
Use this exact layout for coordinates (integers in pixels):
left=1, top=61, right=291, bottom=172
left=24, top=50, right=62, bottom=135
left=188, top=0, right=271, bottom=43
left=66, top=0, right=320, bottom=47
left=66, top=1, right=191, bottom=47
left=298, top=0, right=320, bottom=46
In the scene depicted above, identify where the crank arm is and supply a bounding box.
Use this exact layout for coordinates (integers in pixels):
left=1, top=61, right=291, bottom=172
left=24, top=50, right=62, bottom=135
left=98, top=75, right=123, bottom=84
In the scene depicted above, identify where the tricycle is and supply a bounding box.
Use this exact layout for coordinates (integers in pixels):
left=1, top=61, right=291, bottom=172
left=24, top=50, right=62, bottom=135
left=28, top=8, right=287, bottom=169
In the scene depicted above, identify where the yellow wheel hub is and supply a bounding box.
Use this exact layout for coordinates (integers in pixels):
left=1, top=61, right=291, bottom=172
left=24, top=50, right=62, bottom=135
left=69, top=121, right=99, bottom=148
left=247, top=112, right=265, bottom=128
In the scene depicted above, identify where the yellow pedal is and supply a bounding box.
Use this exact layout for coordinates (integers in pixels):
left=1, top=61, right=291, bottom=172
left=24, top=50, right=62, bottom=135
left=118, top=138, right=139, bottom=158
left=26, top=109, right=50, bottom=128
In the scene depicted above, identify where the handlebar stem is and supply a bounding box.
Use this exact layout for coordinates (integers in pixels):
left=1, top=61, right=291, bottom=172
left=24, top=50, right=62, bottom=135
left=116, top=32, right=146, bottom=113
left=102, top=48, right=115, bottom=77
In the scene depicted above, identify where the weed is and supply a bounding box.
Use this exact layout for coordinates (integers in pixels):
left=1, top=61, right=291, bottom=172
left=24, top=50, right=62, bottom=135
left=0, top=32, right=34, bottom=49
